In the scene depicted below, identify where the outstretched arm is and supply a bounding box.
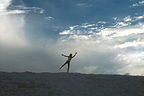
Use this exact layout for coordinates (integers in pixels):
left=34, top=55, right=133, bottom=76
left=61, top=54, right=69, bottom=57
left=72, top=52, right=77, bottom=58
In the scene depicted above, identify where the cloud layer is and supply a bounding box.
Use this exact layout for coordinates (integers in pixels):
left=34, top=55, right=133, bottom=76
left=59, top=14, right=144, bottom=75
left=1, top=0, right=144, bottom=75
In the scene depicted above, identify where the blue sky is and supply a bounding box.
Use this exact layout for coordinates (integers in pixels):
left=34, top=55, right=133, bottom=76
left=8, top=0, right=134, bottom=38
left=1, top=0, right=144, bottom=75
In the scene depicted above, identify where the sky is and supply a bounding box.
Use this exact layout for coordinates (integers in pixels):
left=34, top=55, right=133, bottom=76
left=0, top=0, right=144, bottom=75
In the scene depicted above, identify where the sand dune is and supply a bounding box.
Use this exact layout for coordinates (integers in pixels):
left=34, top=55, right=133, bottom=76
left=0, top=72, right=144, bottom=96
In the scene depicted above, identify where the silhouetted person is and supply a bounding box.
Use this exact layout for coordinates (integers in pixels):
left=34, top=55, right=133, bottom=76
left=59, top=52, right=77, bottom=72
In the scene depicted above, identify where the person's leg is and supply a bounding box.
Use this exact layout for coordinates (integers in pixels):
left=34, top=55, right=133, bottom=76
left=59, top=61, right=68, bottom=70
left=67, top=62, right=70, bottom=72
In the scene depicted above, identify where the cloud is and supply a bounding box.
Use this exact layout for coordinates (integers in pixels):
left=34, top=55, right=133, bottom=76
left=131, top=0, right=144, bottom=7
left=0, top=0, right=25, bottom=15
left=0, top=0, right=28, bottom=47
left=113, top=15, right=144, bottom=27
left=78, top=66, right=97, bottom=74
left=134, top=15, right=144, bottom=21
left=0, top=15, right=28, bottom=47
left=45, top=16, right=54, bottom=21
left=76, top=3, right=92, bottom=8
left=1, top=10, right=25, bottom=15
left=1, top=0, right=144, bottom=75
left=0, top=4, right=45, bottom=16
left=114, top=40, right=144, bottom=49
left=0, top=0, right=11, bottom=10
left=116, top=52, right=144, bottom=75
left=15, top=5, right=45, bottom=14
left=13, top=5, right=45, bottom=14
left=123, top=16, right=132, bottom=22
left=0, top=46, right=62, bottom=72
left=0, top=0, right=63, bottom=73
left=58, top=16, right=144, bottom=75
left=54, top=39, right=122, bottom=74
left=59, top=22, right=105, bottom=36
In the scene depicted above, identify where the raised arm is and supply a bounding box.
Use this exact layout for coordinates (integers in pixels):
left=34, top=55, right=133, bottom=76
left=72, top=52, right=77, bottom=58
left=61, top=54, right=69, bottom=57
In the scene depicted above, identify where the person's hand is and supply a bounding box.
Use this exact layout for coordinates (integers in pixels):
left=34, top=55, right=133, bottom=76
left=75, top=52, right=77, bottom=54
left=61, top=54, right=64, bottom=56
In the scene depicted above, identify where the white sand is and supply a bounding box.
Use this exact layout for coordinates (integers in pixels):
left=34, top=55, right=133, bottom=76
left=0, top=72, right=144, bottom=96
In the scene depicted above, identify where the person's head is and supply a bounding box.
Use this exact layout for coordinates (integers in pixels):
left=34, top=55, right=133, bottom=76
left=69, top=53, right=72, bottom=57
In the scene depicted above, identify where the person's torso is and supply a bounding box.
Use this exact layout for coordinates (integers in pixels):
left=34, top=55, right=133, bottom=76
left=67, top=57, right=72, bottom=61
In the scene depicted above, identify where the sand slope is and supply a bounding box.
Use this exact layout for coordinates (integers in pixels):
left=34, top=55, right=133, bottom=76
left=0, top=72, right=144, bottom=96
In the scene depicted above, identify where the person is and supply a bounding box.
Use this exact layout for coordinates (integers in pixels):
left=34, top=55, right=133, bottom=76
left=59, top=52, right=77, bottom=72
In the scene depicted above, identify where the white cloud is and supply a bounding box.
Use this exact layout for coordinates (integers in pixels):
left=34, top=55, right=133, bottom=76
left=81, top=23, right=96, bottom=28
left=132, top=3, right=139, bottom=7
left=59, top=22, right=105, bottom=36
left=0, top=0, right=65, bottom=73
left=123, top=16, right=132, bottom=22
left=40, top=9, right=44, bottom=14
left=115, top=22, right=130, bottom=27
left=59, top=30, right=74, bottom=35
left=27, top=6, right=45, bottom=14
left=97, top=21, right=107, bottom=24
left=0, top=15, right=28, bottom=47
left=131, top=0, right=144, bottom=7
left=68, top=35, right=90, bottom=40
left=113, top=14, right=144, bottom=27
left=79, top=66, right=97, bottom=74
left=1, top=10, right=26, bottom=15
left=45, top=16, right=54, bottom=21
left=76, top=3, right=92, bottom=8
left=108, top=26, right=144, bottom=38
left=116, top=52, right=144, bottom=75
left=1, top=0, right=144, bottom=75
left=59, top=17, right=144, bottom=75
left=0, top=0, right=28, bottom=47
left=114, top=40, right=144, bottom=49
left=134, top=15, right=144, bottom=21
left=0, top=0, right=11, bottom=10
left=0, top=1, right=43, bottom=16
left=113, top=17, right=118, bottom=20
left=3, top=5, right=45, bottom=15
left=0, top=0, right=47, bottom=47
